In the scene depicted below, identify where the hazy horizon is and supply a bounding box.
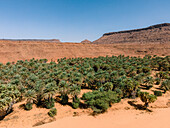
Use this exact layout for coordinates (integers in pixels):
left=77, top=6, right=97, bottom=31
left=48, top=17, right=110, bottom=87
left=0, top=0, right=170, bottom=42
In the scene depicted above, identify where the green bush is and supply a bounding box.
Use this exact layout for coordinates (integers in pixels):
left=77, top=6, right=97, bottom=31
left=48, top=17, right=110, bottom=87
left=103, top=82, right=113, bottom=91
left=161, top=80, right=170, bottom=93
left=48, top=108, right=57, bottom=117
left=72, top=102, right=79, bottom=109
left=139, top=92, right=157, bottom=108
left=142, top=67, right=151, bottom=74
left=143, top=76, right=154, bottom=90
left=61, top=94, right=69, bottom=105
left=72, top=95, right=80, bottom=109
left=155, top=78, right=161, bottom=85
left=43, top=99, right=55, bottom=109
left=154, top=91, right=162, bottom=96
left=25, top=103, right=33, bottom=110
left=82, top=90, right=120, bottom=113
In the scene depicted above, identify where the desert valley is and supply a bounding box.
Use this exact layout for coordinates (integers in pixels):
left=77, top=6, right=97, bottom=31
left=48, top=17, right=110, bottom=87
left=0, top=23, right=170, bottom=128
left=0, top=23, right=170, bottom=63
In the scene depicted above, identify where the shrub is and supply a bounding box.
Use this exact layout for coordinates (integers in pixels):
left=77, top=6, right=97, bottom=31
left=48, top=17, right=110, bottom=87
left=61, top=94, right=69, bottom=105
left=139, top=92, right=157, bottom=108
left=72, top=102, right=79, bottom=109
left=114, top=88, right=123, bottom=98
left=161, top=80, right=170, bottom=93
left=48, top=108, right=57, bottom=117
left=43, top=99, right=55, bottom=109
left=155, top=78, right=161, bottom=85
left=143, top=76, right=154, bottom=90
left=154, top=91, right=162, bottom=96
left=142, top=67, right=151, bottom=74
left=103, top=82, right=113, bottom=91
left=72, top=95, right=80, bottom=109
left=82, top=90, right=120, bottom=113
left=25, top=103, right=33, bottom=110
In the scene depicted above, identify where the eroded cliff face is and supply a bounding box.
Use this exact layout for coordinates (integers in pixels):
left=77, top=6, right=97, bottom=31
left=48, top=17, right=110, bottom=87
left=93, top=23, right=170, bottom=44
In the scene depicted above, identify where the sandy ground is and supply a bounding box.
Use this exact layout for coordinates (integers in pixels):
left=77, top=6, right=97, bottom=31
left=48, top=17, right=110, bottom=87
left=0, top=91, right=170, bottom=128
left=37, top=92, right=170, bottom=128
left=37, top=108, right=170, bottom=128
left=0, top=40, right=169, bottom=64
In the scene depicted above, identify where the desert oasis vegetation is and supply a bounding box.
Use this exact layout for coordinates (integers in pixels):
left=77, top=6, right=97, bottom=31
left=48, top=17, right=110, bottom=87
left=0, top=0, right=170, bottom=128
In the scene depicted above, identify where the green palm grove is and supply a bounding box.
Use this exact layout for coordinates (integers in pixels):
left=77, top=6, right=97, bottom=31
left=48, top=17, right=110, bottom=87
left=0, top=55, right=169, bottom=118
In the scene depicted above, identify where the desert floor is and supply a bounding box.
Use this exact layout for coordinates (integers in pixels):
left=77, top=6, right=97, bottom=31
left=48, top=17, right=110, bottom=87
left=0, top=91, right=170, bottom=128
left=37, top=107, right=170, bottom=128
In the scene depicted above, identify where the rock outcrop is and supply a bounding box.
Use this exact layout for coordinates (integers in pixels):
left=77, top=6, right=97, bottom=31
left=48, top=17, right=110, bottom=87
left=81, top=39, right=91, bottom=44
left=93, top=23, right=170, bottom=44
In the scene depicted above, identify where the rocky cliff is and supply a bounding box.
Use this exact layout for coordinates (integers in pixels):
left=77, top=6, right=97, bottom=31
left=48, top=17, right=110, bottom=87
left=93, top=23, right=170, bottom=44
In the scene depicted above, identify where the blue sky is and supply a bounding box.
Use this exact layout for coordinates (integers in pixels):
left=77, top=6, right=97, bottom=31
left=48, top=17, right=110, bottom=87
left=0, top=0, right=170, bottom=42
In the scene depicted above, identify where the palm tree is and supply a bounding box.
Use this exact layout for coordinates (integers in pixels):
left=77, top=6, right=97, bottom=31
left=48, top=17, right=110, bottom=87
left=70, top=84, right=81, bottom=108
left=143, top=76, right=154, bottom=90
left=139, top=92, right=157, bottom=108
left=161, top=80, right=170, bottom=93
left=42, top=82, right=58, bottom=109
left=103, top=82, right=113, bottom=91
left=59, top=80, right=71, bottom=105
left=24, top=90, right=37, bottom=110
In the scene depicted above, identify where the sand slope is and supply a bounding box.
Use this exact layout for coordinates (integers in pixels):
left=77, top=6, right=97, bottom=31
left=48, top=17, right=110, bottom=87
left=37, top=108, right=170, bottom=128
left=37, top=92, right=170, bottom=128
left=0, top=91, right=169, bottom=128
left=0, top=40, right=169, bottom=64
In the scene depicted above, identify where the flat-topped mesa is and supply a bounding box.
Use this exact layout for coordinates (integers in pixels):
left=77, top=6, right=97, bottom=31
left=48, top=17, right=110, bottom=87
left=103, top=23, right=170, bottom=36
left=49, top=39, right=61, bottom=42
left=0, top=39, right=61, bottom=43
left=93, top=23, right=170, bottom=44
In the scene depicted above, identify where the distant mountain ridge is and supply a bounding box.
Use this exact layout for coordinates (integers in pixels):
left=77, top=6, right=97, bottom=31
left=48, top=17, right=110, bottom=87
left=103, top=23, right=170, bottom=36
left=93, top=23, right=170, bottom=44
left=0, top=39, right=61, bottom=42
